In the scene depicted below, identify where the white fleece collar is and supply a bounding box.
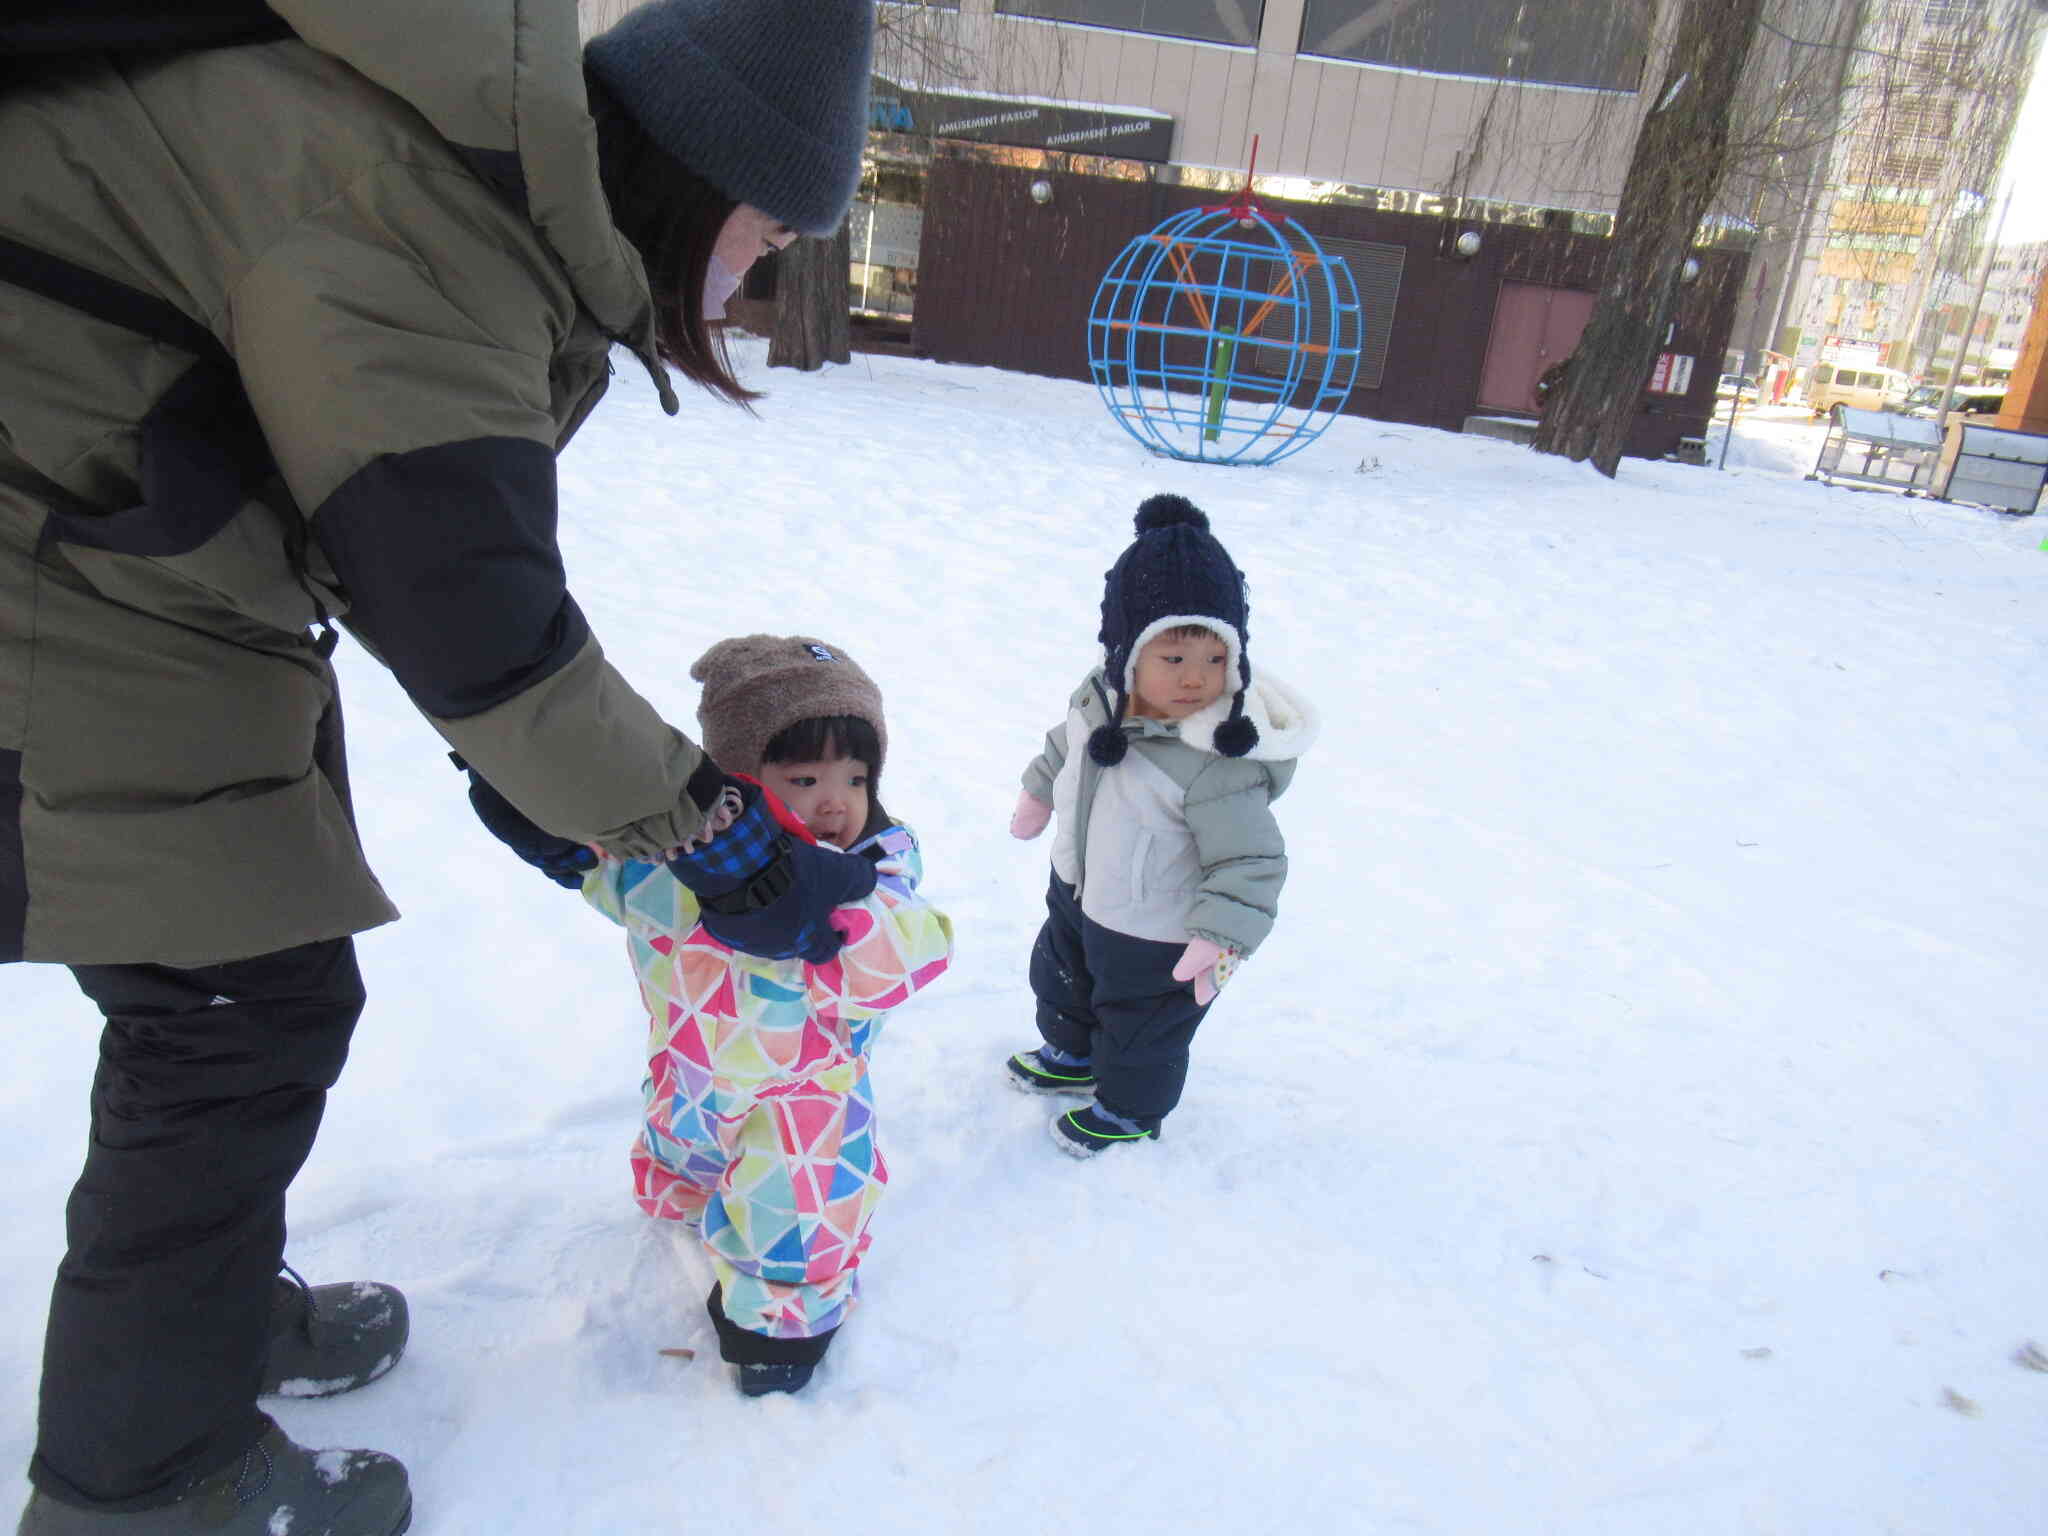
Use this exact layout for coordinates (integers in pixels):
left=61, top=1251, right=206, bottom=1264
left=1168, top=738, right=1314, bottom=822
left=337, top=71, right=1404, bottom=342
left=1173, top=670, right=1320, bottom=761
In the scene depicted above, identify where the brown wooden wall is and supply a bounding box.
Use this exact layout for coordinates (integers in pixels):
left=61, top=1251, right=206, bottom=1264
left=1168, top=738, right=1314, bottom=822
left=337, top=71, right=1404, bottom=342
left=911, top=156, right=1749, bottom=462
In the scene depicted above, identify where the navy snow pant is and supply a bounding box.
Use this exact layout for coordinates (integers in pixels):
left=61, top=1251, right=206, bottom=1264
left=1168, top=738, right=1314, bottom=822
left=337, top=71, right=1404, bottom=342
left=32, top=937, right=365, bottom=1510
left=1028, top=874, right=1211, bottom=1128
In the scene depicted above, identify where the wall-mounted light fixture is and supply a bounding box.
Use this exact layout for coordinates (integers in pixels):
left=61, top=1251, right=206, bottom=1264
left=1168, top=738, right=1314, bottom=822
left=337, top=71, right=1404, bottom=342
left=1680, top=256, right=1701, bottom=282
left=1453, top=229, right=1483, bottom=258
left=1029, top=179, right=1053, bottom=205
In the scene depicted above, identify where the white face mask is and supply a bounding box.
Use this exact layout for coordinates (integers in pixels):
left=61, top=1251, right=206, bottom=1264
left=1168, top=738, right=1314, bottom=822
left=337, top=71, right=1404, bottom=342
left=703, top=251, right=743, bottom=322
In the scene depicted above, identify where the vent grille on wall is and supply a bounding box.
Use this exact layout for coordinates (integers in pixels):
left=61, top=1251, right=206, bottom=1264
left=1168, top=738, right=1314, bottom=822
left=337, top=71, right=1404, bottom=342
left=1249, top=236, right=1403, bottom=392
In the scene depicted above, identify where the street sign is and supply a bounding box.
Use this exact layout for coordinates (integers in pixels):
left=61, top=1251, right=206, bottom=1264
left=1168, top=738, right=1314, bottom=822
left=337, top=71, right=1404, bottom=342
left=1648, top=352, right=1696, bottom=394
left=1821, top=335, right=1882, bottom=365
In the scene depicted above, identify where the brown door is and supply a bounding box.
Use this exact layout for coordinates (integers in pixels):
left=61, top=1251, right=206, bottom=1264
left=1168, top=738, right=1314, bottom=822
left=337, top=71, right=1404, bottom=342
left=1477, top=282, right=1596, bottom=413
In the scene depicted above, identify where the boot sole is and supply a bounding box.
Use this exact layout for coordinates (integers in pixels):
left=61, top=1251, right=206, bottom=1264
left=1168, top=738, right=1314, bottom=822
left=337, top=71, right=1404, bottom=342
left=1006, top=1073, right=1096, bottom=1097
left=1050, top=1116, right=1106, bottom=1157
left=262, top=1348, right=403, bottom=1399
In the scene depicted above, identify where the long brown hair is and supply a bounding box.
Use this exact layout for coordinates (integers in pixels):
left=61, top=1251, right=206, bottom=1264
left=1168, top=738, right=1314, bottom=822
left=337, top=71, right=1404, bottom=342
left=585, top=65, right=759, bottom=408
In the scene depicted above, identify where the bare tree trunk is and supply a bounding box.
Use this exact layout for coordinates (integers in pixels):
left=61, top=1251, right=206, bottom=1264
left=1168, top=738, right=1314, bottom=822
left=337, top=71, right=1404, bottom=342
left=1532, top=0, right=1766, bottom=477
left=768, top=220, right=852, bottom=372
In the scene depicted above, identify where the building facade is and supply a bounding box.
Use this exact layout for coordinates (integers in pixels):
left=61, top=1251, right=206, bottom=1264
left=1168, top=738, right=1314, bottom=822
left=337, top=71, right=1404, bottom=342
left=1783, top=0, right=2044, bottom=380
left=578, top=0, right=1774, bottom=459
left=1987, top=241, right=2048, bottom=355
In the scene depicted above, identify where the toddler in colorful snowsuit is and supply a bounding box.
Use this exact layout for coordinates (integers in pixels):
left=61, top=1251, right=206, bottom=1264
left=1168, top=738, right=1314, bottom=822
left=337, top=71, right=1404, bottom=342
left=584, top=636, right=954, bottom=1393
left=1006, top=495, right=1318, bottom=1156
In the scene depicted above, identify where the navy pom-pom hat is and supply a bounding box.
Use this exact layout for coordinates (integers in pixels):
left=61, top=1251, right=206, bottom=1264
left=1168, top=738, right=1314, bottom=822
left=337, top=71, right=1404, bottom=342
left=1089, top=494, right=1258, bottom=766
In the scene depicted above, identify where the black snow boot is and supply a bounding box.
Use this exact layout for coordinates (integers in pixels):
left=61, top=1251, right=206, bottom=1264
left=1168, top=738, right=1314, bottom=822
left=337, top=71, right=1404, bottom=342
left=16, top=1420, right=411, bottom=1535
left=1051, top=1102, right=1161, bottom=1158
left=737, top=1361, right=816, bottom=1397
left=1004, top=1047, right=1096, bottom=1096
left=261, top=1269, right=410, bottom=1399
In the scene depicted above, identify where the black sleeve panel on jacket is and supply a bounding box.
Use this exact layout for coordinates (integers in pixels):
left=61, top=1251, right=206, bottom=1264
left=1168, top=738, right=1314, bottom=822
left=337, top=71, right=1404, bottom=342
left=310, top=436, right=590, bottom=720
left=1, top=747, right=25, bottom=964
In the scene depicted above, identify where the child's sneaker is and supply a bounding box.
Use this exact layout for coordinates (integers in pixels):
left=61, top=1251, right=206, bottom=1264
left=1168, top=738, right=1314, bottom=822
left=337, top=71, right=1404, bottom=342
left=1004, top=1047, right=1096, bottom=1095
left=1050, top=1103, right=1161, bottom=1158
left=737, top=1361, right=815, bottom=1397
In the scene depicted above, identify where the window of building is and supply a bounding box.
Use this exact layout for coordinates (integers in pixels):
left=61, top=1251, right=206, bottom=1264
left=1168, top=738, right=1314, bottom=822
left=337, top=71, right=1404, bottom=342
left=1856, top=146, right=1945, bottom=186
left=849, top=199, right=924, bottom=321
left=992, top=0, right=1263, bottom=47
left=1888, top=98, right=1957, bottom=140
left=1910, top=38, right=1967, bottom=78
left=1920, top=0, right=1976, bottom=25
left=1298, top=0, right=1649, bottom=92
left=1826, top=232, right=1922, bottom=254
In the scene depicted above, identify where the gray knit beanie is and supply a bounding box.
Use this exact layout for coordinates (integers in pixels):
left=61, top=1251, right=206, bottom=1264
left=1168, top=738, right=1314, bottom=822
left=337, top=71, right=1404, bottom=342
left=691, top=635, right=887, bottom=780
left=584, top=0, right=875, bottom=236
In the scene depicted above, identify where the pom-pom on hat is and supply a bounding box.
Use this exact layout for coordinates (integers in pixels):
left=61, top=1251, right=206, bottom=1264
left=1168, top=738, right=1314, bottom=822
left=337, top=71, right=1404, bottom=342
left=584, top=0, right=875, bottom=236
left=691, top=635, right=887, bottom=779
left=1090, top=494, right=1257, bottom=765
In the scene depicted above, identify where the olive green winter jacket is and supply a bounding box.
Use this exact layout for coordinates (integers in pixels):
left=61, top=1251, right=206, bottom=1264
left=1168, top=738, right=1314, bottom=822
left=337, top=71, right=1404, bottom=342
left=0, top=1, right=717, bottom=965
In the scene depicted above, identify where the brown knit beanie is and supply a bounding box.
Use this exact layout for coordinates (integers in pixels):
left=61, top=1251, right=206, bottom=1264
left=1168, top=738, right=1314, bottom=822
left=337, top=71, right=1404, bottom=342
left=690, top=635, right=887, bottom=778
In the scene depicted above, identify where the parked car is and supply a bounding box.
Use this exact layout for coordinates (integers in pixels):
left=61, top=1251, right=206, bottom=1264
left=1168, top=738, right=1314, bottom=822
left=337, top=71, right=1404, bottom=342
left=1806, top=362, right=1912, bottom=419
left=1715, top=373, right=1758, bottom=404
left=1899, top=383, right=2006, bottom=420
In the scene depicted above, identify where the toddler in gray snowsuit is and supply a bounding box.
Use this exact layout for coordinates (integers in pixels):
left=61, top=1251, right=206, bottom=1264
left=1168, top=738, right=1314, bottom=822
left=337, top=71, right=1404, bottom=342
left=1006, top=495, right=1320, bottom=1155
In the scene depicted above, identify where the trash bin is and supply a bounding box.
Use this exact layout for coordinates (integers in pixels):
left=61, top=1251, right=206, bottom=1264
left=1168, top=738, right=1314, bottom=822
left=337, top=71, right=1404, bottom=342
left=1932, top=420, right=2048, bottom=514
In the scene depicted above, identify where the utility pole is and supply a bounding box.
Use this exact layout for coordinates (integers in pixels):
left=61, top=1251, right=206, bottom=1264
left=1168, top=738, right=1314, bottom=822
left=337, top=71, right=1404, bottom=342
left=1932, top=183, right=2014, bottom=439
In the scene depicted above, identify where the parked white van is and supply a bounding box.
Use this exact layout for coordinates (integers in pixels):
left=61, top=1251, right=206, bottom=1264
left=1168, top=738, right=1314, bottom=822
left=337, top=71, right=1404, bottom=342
left=1805, top=363, right=1911, bottom=418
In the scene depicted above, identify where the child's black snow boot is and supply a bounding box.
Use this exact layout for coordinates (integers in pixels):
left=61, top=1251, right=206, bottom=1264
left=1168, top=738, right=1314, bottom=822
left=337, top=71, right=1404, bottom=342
left=1004, top=1047, right=1095, bottom=1096
left=16, top=1419, right=411, bottom=1535
left=1051, top=1102, right=1161, bottom=1158
left=737, top=1361, right=816, bottom=1397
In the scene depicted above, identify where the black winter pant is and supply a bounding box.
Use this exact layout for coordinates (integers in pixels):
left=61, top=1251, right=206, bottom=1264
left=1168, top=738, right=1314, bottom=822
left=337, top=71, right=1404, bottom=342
left=1029, top=875, right=1211, bottom=1127
left=31, top=938, right=365, bottom=1511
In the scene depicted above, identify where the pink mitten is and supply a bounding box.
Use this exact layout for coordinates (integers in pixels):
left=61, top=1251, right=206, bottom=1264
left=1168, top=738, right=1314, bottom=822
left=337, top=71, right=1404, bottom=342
left=1010, top=790, right=1052, bottom=840
left=1172, top=937, right=1232, bottom=1005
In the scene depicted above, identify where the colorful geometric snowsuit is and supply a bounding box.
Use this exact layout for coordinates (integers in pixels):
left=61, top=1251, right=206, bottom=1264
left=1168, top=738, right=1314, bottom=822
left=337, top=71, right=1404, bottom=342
left=582, top=825, right=952, bottom=1342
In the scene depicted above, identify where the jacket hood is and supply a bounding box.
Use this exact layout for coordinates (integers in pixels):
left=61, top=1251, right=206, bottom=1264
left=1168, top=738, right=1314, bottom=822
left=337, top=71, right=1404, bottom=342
left=1174, top=671, right=1319, bottom=762
left=272, top=0, right=678, bottom=412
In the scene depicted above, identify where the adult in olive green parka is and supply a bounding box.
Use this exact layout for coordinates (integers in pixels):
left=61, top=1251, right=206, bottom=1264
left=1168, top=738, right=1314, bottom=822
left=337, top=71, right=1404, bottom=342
left=0, top=1, right=874, bottom=1530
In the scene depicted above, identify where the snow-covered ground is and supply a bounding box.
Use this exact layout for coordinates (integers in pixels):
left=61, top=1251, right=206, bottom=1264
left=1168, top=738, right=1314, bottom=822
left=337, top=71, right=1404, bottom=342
left=5, top=344, right=2044, bottom=1535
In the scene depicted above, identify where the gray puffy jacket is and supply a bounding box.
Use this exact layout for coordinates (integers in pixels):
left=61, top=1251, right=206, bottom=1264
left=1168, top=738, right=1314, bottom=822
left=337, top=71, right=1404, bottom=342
left=1021, top=667, right=1319, bottom=956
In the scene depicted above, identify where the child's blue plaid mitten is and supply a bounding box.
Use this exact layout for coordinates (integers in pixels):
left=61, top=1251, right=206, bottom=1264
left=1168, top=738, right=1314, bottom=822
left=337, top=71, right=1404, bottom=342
left=665, top=777, right=877, bottom=962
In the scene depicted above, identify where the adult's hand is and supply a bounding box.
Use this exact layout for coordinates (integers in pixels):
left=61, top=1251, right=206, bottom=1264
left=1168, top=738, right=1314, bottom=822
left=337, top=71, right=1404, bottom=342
left=453, top=754, right=596, bottom=889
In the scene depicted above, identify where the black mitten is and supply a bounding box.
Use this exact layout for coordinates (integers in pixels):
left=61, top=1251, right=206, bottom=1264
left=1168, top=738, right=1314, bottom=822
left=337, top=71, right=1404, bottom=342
left=450, top=753, right=595, bottom=889
left=665, top=777, right=877, bottom=962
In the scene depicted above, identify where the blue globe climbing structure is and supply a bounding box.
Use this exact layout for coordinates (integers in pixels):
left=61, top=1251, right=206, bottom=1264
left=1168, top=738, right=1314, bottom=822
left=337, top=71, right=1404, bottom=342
left=1088, top=197, right=1363, bottom=466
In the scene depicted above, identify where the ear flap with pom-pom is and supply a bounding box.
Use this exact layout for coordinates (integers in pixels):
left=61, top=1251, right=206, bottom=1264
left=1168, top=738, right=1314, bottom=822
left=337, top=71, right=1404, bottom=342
left=1088, top=675, right=1131, bottom=765
left=1212, top=710, right=1259, bottom=758
left=1088, top=722, right=1129, bottom=765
